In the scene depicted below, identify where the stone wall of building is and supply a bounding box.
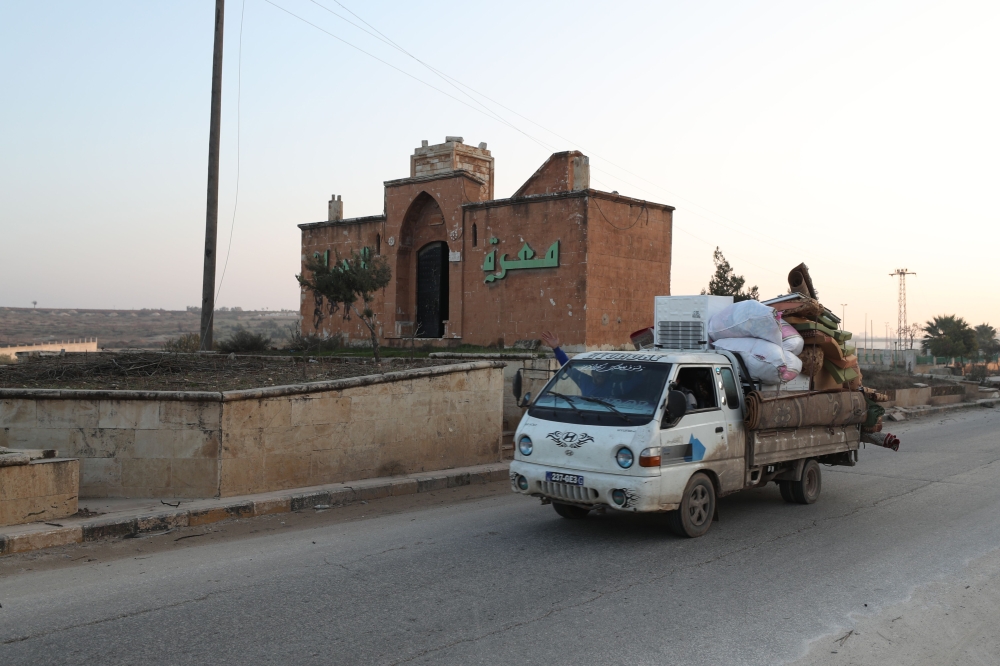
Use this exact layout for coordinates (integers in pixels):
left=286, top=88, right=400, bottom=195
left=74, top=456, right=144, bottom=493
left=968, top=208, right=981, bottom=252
left=297, top=139, right=673, bottom=351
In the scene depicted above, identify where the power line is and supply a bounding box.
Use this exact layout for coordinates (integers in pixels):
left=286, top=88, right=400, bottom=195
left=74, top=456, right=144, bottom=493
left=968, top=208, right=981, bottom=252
left=264, top=0, right=810, bottom=276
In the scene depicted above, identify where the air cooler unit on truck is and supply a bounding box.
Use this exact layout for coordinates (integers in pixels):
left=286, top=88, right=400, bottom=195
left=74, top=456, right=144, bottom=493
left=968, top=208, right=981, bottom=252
left=654, top=295, right=734, bottom=350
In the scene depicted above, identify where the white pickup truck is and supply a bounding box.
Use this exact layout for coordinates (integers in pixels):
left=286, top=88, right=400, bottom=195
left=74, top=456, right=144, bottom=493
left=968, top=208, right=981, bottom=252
left=509, top=349, right=861, bottom=537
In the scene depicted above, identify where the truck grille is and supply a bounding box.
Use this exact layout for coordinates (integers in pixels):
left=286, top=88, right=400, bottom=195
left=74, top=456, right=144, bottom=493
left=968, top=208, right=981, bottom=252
left=541, top=482, right=599, bottom=502
left=657, top=321, right=705, bottom=350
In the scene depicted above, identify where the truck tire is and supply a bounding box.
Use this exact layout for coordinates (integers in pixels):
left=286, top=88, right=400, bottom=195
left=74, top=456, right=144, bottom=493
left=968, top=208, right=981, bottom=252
left=790, top=459, right=821, bottom=504
left=778, top=481, right=795, bottom=503
left=667, top=472, right=716, bottom=538
left=553, top=503, right=590, bottom=519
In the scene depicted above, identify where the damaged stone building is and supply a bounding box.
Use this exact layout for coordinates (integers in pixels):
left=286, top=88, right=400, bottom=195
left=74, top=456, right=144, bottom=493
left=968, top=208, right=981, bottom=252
left=298, top=137, right=674, bottom=350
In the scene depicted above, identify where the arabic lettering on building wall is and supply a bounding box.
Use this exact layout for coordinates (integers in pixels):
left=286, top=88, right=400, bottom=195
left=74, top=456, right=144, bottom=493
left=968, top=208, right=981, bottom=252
left=482, top=240, right=560, bottom=283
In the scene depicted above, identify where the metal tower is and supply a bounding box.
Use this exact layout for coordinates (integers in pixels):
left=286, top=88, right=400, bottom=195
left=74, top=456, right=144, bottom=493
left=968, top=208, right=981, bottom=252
left=890, top=268, right=916, bottom=360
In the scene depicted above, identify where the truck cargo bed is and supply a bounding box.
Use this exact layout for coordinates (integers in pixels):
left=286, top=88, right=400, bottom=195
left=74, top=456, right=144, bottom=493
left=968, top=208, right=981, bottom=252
left=749, top=425, right=860, bottom=467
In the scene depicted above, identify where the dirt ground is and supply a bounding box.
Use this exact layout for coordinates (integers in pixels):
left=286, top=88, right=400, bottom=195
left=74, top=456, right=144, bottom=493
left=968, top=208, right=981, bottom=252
left=0, top=306, right=297, bottom=349
left=860, top=369, right=958, bottom=391
left=0, top=353, right=457, bottom=392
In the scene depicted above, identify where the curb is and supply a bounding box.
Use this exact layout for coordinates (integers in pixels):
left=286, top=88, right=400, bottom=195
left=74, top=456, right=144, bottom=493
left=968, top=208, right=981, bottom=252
left=0, top=463, right=510, bottom=557
left=892, top=399, right=996, bottom=420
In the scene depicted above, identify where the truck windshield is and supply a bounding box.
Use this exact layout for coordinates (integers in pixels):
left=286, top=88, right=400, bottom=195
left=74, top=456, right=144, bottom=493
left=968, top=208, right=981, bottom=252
left=531, top=360, right=672, bottom=426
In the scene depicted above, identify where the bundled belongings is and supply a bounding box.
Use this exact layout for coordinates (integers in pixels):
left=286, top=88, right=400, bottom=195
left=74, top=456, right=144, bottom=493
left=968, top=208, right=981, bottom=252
left=744, top=389, right=867, bottom=430
left=712, top=337, right=802, bottom=385
left=708, top=300, right=802, bottom=385
left=758, top=266, right=860, bottom=391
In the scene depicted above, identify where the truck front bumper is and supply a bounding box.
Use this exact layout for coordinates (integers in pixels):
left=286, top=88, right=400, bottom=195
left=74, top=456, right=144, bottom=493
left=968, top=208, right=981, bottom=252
left=509, top=460, right=670, bottom=513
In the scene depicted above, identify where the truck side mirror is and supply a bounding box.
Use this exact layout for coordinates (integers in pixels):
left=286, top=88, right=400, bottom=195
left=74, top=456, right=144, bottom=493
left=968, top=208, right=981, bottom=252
left=512, top=369, right=523, bottom=402
left=661, top=390, right=688, bottom=428
left=519, top=392, right=532, bottom=408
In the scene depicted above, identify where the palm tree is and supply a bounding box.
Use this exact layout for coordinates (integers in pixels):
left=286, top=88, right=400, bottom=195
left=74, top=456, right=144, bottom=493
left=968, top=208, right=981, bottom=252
left=975, top=324, right=999, bottom=360
left=922, top=315, right=977, bottom=359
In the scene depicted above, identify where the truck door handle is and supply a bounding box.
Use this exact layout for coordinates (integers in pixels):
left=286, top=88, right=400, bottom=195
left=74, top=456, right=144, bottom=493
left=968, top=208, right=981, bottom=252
left=715, top=427, right=724, bottom=433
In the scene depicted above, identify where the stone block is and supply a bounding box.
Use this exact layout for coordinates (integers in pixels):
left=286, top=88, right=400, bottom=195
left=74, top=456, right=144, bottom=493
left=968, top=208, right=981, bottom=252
left=160, top=401, right=221, bottom=430
left=170, top=459, right=220, bottom=495
left=348, top=395, right=389, bottom=421
left=98, top=400, right=160, bottom=430
left=7, top=427, right=72, bottom=451
left=308, top=449, right=346, bottom=486
left=0, top=399, right=36, bottom=427
left=263, top=423, right=346, bottom=457
left=221, top=427, right=262, bottom=460
left=219, top=457, right=264, bottom=497
left=67, top=427, right=134, bottom=459
left=263, top=454, right=312, bottom=491
left=80, top=456, right=121, bottom=484
left=121, top=458, right=171, bottom=491
left=133, top=428, right=220, bottom=460
left=290, top=395, right=351, bottom=426
left=36, top=399, right=98, bottom=428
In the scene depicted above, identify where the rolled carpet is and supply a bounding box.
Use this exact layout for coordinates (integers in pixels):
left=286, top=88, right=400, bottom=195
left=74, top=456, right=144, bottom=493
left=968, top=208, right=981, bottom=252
left=862, top=431, right=900, bottom=451
left=745, top=389, right=867, bottom=430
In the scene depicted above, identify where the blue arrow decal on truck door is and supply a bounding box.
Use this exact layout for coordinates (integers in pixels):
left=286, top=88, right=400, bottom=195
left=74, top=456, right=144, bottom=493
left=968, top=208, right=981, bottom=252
left=685, top=435, right=706, bottom=462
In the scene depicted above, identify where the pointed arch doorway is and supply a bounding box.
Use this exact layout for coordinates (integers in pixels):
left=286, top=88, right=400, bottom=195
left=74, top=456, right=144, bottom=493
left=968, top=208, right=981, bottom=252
left=416, top=241, right=449, bottom=338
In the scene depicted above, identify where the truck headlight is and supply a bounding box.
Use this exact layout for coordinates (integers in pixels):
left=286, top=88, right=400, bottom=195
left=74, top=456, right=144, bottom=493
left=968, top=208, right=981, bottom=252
left=639, top=447, right=661, bottom=467
left=518, top=435, right=533, bottom=456
left=615, top=447, right=634, bottom=469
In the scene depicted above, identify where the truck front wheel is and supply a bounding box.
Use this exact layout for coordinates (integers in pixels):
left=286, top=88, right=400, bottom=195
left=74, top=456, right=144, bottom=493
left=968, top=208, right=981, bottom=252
left=790, top=459, right=821, bottom=504
left=667, top=472, right=716, bottom=538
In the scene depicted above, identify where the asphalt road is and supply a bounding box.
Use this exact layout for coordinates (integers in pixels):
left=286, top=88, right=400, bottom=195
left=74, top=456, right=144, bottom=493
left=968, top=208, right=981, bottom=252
left=2, top=407, right=1000, bottom=665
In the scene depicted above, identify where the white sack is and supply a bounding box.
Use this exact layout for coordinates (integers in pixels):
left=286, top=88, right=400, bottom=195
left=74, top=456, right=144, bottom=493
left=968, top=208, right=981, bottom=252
left=712, top=337, right=801, bottom=385
left=780, top=322, right=804, bottom=356
left=708, top=301, right=783, bottom=347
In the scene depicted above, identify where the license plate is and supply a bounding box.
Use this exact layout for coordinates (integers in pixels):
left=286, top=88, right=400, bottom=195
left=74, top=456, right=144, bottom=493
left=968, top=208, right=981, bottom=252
left=546, top=471, right=584, bottom=485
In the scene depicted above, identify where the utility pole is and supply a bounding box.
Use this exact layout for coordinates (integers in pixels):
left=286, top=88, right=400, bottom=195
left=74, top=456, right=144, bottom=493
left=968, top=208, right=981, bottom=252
left=889, top=268, right=916, bottom=370
left=200, top=0, right=225, bottom=351
left=840, top=304, right=847, bottom=331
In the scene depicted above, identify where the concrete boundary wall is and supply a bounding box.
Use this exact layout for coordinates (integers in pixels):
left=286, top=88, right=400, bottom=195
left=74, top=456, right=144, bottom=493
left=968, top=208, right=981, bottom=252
left=0, top=339, right=98, bottom=359
left=0, top=361, right=504, bottom=499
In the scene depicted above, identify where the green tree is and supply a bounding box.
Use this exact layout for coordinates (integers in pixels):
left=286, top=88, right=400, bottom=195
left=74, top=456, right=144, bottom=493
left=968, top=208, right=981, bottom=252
left=975, top=323, right=999, bottom=359
left=702, top=247, right=759, bottom=302
left=296, top=248, right=392, bottom=365
left=921, top=315, right=977, bottom=359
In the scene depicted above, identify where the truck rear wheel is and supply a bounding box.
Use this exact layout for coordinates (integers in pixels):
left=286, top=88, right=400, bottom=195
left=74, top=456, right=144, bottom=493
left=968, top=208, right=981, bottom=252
left=790, top=459, right=821, bottom=504
left=667, top=472, right=715, bottom=538
left=778, top=481, right=795, bottom=503
left=553, top=503, right=590, bottom=519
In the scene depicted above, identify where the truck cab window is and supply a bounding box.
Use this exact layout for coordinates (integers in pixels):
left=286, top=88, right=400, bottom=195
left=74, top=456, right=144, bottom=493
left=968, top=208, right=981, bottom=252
left=720, top=367, right=740, bottom=409
left=674, top=366, right=718, bottom=411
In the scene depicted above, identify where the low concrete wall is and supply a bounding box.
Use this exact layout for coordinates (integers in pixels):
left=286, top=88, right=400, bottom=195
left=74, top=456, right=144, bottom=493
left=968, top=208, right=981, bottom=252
left=218, top=363, right=504, bottom=496
left=929, top=394, right=964, bottom=406
left=0, top=458, right=79, bottom=526
left=1, top=338, right=98, bottom=360
left=888, top=387, right=933, bottom=408
left=0, top=361, right=504, bottom=499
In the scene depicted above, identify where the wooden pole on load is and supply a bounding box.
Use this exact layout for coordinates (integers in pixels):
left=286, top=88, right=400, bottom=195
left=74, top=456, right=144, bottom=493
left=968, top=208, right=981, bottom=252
left=200, top=0, right=225, bottom=351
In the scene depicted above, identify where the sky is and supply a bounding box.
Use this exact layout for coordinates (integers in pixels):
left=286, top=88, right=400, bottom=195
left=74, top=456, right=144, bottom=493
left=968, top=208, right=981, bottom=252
left=1, top=0, right=998, bottom=339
